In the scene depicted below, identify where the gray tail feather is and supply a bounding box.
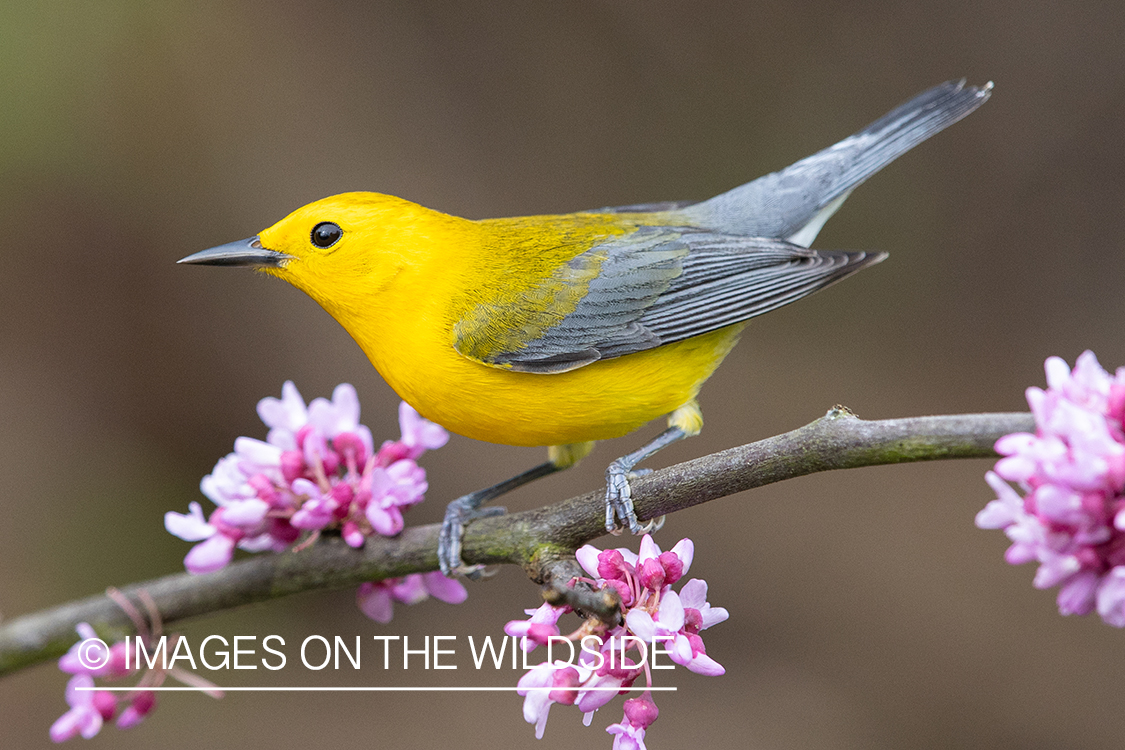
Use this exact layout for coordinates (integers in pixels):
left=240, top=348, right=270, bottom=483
left=822, top=79, right=993, bottom=206
left=676, top=80, right=992, bottom=240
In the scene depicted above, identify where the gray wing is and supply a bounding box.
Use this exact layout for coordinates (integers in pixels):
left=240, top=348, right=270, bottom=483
left=453, top=227, right=885, bottom=374
left=610, top=80, right=992, bottom=246
left=631, top=236, right=885, bottom=347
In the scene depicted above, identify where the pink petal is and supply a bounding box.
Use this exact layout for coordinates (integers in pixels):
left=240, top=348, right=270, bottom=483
left=332, top=383, right=361, bottom=429
left=184, top=534, right=235, bottom=574
left=400, top=402, right=449, bottom=452
left=234, top=437, right=283, bottom=467
left=678, top=578, right=708, bottom=609
left=423, top=571, right=468, bottom=604
left=256, top=381, right=308, bottom=432
left=669, top=538, right=694, bottom=575
left=165, top=502, right=215, bottom=542
left=222, top=498, right=269, bottom=527
left=686, top=650, right=726, bottom=676
left=1096, top=567, right=1125, bottom=627
left=654, top=590, right=685, bottom=631
left=392, top=575, right=428, bottom=605
left=365, top=503, right=404, bottom=536
left=1057, top=570, right=1099, bottom=616
left=357, top=582, right=394, bottom=623
left=575, top=545, right=602, bottom=578
left=1044, top=356, right=1072, bottom=391
left=625, top=609, right=656, bottom=640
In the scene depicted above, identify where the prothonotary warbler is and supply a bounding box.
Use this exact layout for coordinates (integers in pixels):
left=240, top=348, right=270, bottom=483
left=181, top=79, right=992, bottom=575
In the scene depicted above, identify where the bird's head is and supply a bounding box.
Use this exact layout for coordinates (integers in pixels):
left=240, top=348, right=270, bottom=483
left=179, top=191, right=452, bottom=307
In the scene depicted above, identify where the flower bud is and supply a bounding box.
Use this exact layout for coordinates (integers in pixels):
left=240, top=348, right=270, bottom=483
left=658, top=551, right=684, bottom=584
left=597, top=550, right=627, bottom=580
left=638, top=558, right=665, bottom=591
left=622, top=695, right=659, bottom=728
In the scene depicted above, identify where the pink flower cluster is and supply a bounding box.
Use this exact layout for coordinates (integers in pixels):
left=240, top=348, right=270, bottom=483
left=508, top=535, right=727, bottom=747
left=52, top=609, right=219, bottom=742
left=52, top=624, right=147, bottom=742
left=978, top=351, right=1125, bottom=626
left=165, top=382, right=465, bottom=622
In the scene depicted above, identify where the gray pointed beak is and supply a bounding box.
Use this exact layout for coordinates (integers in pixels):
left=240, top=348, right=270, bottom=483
left=178, top=236, right=292, bottom=267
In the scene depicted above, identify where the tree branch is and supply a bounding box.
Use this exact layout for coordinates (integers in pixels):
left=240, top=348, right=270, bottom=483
left=0, top=410, right=1033, bottom=677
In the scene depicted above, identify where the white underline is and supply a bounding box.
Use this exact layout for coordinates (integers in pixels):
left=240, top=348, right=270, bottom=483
left=75, top=685, right=677, bottom=692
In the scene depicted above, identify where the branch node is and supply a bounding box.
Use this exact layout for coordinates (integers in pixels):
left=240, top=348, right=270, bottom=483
left=826, top=404, right=858, bottom=419
left=539, top=559, right=622, bottom=626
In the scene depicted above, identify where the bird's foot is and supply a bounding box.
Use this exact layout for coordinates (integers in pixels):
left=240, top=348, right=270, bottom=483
left=438, top=496, right=506, bottom=577
left=605, top=459, right=649, bottom=533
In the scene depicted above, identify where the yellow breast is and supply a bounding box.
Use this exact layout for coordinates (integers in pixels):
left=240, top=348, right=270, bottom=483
left=354, top=314, right=743, bottom=446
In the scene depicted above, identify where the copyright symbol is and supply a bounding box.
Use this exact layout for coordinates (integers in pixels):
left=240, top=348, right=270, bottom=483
left=75, top=638, right=111, bottom=671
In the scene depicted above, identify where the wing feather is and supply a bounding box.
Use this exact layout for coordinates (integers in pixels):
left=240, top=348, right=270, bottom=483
left=453, top=226, right=884, bottom=374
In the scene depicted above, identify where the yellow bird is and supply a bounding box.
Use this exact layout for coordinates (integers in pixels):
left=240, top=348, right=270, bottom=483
left=181, top=79, right=991, bottom=574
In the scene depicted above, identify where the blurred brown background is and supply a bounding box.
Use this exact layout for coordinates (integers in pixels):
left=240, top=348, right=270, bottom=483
left=2, top=1, right=1123, bottom=748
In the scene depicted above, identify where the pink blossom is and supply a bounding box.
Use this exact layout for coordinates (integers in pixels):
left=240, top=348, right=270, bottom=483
left=289, top=478, right=338, bottom=530
left=307, top=384, right=374, bottom=455
left=115, top=691, right=156, bottom=729
left=680, top=578, right=730, bottom=635
left=577, top=545, right=636, bottom=579
left=167, top=384, right=455, bottom=621
left=1096, top=567, right=1125, bottom=626
left=575, top=666, right=638, bottom=714
left=606, top=696, right=659, bottom=750
left=50, top=675, right=114, bottom=742
left=421, top=571, right=469, bottom=604
left=606, top=718, right=647, bottom=750
left=517, top=661, right=593, bottom=739
left=164, top=501, right=214, bottom=543
left=199, top=454, right=255, bottom=506
left=979, top=351, right=1125, bottom=626
left=627, top=589, right=725, bottom=676
left=52, top=619, right=218, bottom=741
left=396, top=401, right=450, bottom=458
left=183, top=534, right=236, bottom=575
left=505, top=602, right=568, bottom=652
left=356, top=572, right=467, bottom=624
left=513, top=535, right=725, bottom=745
left=233, top=436, right=284, bottom=474
left=257, top=380, right=310, bottom=448
left=356, top=581, right=395, bottom=623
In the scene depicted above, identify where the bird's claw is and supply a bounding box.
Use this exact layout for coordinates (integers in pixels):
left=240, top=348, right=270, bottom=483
left=438, top=496, right=506, bottom=577
left=604, top=459, right=643, bottom=533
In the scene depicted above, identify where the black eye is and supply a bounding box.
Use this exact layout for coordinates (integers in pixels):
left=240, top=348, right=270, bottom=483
left=311, top=222, right=342, bottom=248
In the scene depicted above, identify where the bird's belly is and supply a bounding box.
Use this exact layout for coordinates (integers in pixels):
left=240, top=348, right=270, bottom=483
left=369, top=325, right=745, bottom=447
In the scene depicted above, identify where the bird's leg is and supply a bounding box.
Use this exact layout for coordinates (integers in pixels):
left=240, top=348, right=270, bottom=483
left=438, top=463, right=556, bottom=577
left=604, top=429, right=684, bottom=533
left=605, top=400, right=703, bottom=533
left=438, top=441, right=595, bottom=577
